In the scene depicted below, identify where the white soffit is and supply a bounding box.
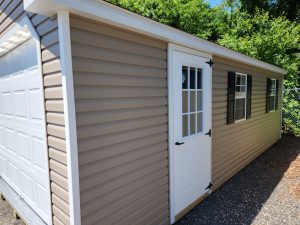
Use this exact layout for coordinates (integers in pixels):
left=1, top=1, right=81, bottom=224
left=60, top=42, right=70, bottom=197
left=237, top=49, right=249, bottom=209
left=24, top=0, right=286, bottom=74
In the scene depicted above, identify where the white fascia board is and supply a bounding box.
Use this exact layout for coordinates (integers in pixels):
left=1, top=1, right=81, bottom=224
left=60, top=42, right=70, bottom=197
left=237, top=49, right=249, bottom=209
left=24, top=0, right=286, bottom=74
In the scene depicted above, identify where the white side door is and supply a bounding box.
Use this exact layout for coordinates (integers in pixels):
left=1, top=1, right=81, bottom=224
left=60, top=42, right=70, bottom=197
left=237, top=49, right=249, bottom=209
left=171, top=49, right=212, bottom=219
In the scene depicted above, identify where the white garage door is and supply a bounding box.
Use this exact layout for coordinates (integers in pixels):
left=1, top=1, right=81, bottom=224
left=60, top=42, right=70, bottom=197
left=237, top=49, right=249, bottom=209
left=0, top=38, right=51, bottom=224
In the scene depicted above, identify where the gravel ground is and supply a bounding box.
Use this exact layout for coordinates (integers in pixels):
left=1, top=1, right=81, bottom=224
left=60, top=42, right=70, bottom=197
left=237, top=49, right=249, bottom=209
left=176, top=134, right=300, bottom=225
left=0, top=197, right=25, bottom=225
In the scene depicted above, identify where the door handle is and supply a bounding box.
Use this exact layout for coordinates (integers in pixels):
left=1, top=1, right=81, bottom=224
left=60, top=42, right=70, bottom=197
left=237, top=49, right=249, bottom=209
left=205, top=129, right=212, bottom=137
left=175, top=142, right=185, bottom=146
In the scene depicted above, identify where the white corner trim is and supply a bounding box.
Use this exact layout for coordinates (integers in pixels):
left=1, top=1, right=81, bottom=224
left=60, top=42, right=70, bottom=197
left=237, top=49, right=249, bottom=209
left=167, top=43, right=175, bottom=224
left=57, top=11, right=81, bottom=225
left=24, top=0, right=286, bottom=75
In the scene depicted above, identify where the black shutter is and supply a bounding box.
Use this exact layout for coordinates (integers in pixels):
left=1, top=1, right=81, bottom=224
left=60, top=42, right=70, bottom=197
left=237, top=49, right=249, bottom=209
left=246, top=75, right=252, bottom=119
left=275, top=79, right=279, bottom=110
left=227, top=72, right=236, bottom=124
left=266, top=78, right=271, bottom=113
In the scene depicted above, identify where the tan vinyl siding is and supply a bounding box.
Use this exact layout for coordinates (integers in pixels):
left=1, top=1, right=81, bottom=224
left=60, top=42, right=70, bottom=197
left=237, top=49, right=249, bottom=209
left=212, top=56, right=282, bottom=189
left=31, top=14, right=70, bottom=223
left=0, top=1, right=70, bottom=224
left=70, top=15, right=169, bottom=225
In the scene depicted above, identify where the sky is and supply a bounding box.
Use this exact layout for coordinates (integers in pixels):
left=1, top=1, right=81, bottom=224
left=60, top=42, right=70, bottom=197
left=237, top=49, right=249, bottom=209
left=208, top=0, right=223, bottom=7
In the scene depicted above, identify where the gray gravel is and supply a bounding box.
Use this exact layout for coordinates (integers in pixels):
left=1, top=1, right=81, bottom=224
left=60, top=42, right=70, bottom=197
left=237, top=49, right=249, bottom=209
left=0, top=197, right=25, bottom=225
left=176, top=134, right=300, bottom=225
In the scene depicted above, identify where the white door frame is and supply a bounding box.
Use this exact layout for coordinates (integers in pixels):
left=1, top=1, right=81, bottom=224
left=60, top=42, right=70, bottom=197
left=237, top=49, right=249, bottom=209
left=168, top=43, right=212, bottom=224
left=0, top=15, right=52, bottom=224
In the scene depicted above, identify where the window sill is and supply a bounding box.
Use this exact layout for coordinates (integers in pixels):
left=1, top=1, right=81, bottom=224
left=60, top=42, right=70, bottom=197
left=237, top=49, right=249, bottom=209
left=234, top=118, right=246, bottom=123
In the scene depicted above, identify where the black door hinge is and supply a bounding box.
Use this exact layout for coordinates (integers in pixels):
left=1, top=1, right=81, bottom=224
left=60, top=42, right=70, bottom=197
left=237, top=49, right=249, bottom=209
left=205, top=129, right=212, bottom=137
left=205, top=59, right=214, bottom=67
left=205, top=182, right=213, bottom=190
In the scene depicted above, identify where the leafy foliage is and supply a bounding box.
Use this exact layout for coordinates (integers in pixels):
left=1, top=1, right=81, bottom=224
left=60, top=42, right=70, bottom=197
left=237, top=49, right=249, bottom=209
left=106, top=0, right=224, bottom=40
left=238, top=0, right=300, bottom=22
left=106, top=0, right=300, bottom=135
left=283, top=90, right=300, bottom=136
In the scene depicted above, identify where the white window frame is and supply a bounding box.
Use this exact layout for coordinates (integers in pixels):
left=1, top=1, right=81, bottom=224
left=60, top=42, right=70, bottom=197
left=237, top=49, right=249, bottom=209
left=234, top=72, right=247, bottom=123
left=269, top=78, right=277, bottom=112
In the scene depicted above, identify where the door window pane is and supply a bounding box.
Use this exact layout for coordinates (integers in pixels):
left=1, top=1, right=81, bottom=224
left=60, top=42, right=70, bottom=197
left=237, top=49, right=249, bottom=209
left=190, top=113, right=196, bottom=135
left=197, top=112, right=203, bottom=132
left=197, top=91, right=202, bottom=111
left=182, top=91, right=188, bottom=113
left=190, top=91, right=196, bottom=113
left=182, top=115, right=188, bottom=137
left=190, top=67, right=196, bottom=89
left=197, top=69, right=202, bottom=89
left=182, top=66, right=188, bottom=89
left=181, top=65, right=204, bottom=137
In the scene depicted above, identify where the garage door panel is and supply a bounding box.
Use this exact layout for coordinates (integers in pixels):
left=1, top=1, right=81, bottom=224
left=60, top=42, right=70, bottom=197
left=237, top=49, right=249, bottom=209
left=0, top=119, right=44, bottom=139
left=29, top=88, right=44, bottom=122
left=14, top=90, right=27, bottom=118
left=6, top=128, right=16, bottom=154
left=8, top=162, right=20, bottom=192
left=3, top=92, right=13, bottom=115
left=32, top=137, right=47, bottom=172
left=20, top=170, right=35, bottom=206
left=0, top=155, right=8, bottom=179
left=17, top=132, right=31, bottom=162
left=36, top=182, right=51, bottom=221
left=0, top=126, right=4, bottom=145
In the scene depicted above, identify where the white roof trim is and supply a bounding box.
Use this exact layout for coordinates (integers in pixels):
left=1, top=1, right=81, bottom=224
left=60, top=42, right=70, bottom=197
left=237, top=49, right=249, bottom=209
left=24, top=0, right=286, bottom=74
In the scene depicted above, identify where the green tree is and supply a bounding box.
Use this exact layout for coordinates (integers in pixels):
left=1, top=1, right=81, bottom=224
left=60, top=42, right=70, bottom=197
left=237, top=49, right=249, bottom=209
left=238, top=0, right=300, bottom=22
left=106, top=0, right=224, bottom=41
left=218, top=10, right=300, bottom=88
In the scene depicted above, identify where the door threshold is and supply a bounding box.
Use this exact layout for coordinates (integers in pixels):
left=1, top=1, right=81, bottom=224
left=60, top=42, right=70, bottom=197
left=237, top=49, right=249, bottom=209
left=0, top=177, right=47, bottom=225
left=175, top=192, right=209, bottom=222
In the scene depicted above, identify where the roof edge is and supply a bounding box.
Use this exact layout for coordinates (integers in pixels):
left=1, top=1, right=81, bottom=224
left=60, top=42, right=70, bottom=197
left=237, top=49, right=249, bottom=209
left=24, top=0, right=287, bottom=75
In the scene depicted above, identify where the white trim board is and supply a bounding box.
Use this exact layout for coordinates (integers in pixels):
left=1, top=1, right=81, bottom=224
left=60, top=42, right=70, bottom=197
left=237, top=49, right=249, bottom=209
left=168, top=43, right=175, bottom=224
left=24, top=0, right=286, bottom=75
left=57, top=11, right=81, bottom=225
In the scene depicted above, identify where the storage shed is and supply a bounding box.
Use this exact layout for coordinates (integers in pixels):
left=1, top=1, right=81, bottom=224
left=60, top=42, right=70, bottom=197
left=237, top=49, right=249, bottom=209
left=0, top=1, right=285, bottom=225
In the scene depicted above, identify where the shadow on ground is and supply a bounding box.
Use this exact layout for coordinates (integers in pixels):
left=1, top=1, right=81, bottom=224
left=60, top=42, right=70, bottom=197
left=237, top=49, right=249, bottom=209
left=175, top=134, right=300, bottom=225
